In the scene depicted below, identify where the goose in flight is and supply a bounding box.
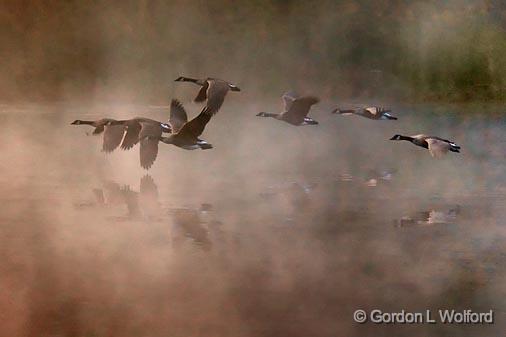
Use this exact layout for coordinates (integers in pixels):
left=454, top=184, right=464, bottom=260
left=154, top=103, right=214, bottom=150
left=256, top=91, right=319, bottom=126
left=174, top=76, right=240, bottom=115
left=390, top=134, right=460, bottom=158
left=103, top=117, right=170, bottom=169
left=71, top=118, right=129, bottom=153
left=332, top=106, right=397, bottom=120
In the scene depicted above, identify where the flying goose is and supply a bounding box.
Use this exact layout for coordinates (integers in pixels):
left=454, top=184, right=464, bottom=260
left=174, top=76, right=240, bottom=115
left=332, top=106, right=397, bottom=120
left=256, top=91, right=319, bottom=125
left=154, top=103, right=214, bottom=150
left=168, top=98, right=189, bottom=133
left=390, top=134, right=460, bottom=158
left=71, top=118, right=127, bottom=153
left=106, top=116, right=173, bottom=169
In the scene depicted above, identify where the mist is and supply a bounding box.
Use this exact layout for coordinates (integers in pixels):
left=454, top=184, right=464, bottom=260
left=1, top=1, right=506, bottom=337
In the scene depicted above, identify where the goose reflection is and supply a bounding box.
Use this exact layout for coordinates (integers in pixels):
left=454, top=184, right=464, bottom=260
left=168, top=204, right=221, bottom=250
left=74, top=175, right=160, bottom=221
left=395, top=205, right=461, bottom=228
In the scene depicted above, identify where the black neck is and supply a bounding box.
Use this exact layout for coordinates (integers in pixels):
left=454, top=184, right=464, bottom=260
left=399, top=135, right=414, bottom=141
left=260, top=112, right=279, bottom=118
left=78, top=120, right=95, bottom=125
left=179, top=77, right=199, bottom=84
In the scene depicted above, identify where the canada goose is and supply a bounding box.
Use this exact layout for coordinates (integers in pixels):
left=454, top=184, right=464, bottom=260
left=390, top=134, right=460, bottom=157
left=256, top=91, right=319, bottom=126
left=174, top=76, right=240, bottom=115
left=105, top=117, right=172, bottom=169
left=168, top=98, right=188, bottom=133
left=71, top=118, right=127, bottom=152
left=152, top=102, right=214, bottom=150
left=332, top=106, right=397, bottom=120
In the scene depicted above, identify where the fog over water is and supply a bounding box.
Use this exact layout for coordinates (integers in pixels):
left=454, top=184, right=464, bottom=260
left=1, top=1, right=506, bottom=336
left=0, top=100, right=505, bottom=337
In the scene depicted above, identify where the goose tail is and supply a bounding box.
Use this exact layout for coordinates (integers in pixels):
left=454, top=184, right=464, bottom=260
left=449, top=145, right=461, bottom=153
left=383, top=113, right=398, bottom=120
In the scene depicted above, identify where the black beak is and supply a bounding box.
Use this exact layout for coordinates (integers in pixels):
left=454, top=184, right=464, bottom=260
left=230, top=86, right=241, bottom=92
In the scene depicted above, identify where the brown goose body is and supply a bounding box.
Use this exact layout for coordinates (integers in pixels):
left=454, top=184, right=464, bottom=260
left=71, top=118, right=126, bottom=152
left=157, top=102, right=213, bottom=150
left=332, top=106, right=397, bottom=120
left=107, top=117, right=172, bottom=169
left=174, top=76, right=240, bottom=115
left=256, top=91, right=319, bottom=126
left=390, top=134, right=460, bottom=158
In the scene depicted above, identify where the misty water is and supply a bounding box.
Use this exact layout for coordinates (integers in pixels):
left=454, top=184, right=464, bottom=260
left=1, top=101, right=505, bottom=337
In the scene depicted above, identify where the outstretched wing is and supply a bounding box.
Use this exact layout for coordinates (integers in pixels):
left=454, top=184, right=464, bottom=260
left=177, top=107, right=213, bottom=140
left=169, top=99, right=188, bottom=133
left=426, top=138, right=450, bottom=158
left=202, top=80, right=229, bottom=115
left=102, top=125, right=125, bottom=153
left=430, top=136, right=460, bottom=148
left=120, top=120, right=142, bottom=150
left=138, top=122, right=162, bottom=169
left=194, top=81, right=209, bottom=102
left=282, top=91, right=298, bottom=112
left=365, top=107, right=379, bottom=115
left=282, top=96, right=319, bottom=125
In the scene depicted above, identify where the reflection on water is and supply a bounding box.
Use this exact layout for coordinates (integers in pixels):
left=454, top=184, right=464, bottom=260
left=0, top=104, right=505, bottom=337
left=395, top=205, right=460, bottom=227
left=75, top=175, right=163, bottom=221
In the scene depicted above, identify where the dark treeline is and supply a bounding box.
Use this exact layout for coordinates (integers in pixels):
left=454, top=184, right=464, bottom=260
left=1, top=0, right=506, bottom=102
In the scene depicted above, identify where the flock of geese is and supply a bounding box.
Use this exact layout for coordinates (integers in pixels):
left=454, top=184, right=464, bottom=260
left=72, top=76, right=461, bottom=169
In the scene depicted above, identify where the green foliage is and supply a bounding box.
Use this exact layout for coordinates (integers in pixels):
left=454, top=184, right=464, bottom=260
left=1, top=0, right=506, bottom=103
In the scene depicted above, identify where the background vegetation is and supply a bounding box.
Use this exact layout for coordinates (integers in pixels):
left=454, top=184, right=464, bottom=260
left=1, top=0, right=506, bottom=102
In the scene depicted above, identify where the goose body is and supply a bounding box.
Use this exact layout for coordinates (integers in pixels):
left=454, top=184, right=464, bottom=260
left=105, top=117, right=172, bottom=169
left=256, top=91, right=319, bottom=126
left=71, top=118, right=128, bottom=153
left=174, top=76, right=240, bottom=115
left=390, top=134, right=460, bottom=157
left=72, top=102, right=179, bottom=169
left=332, top=106, right=397, bottom=120
left=156, top=103, right=214, bottom=150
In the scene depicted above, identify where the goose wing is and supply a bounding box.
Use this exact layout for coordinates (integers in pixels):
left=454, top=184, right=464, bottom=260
left=102, top=124, right=125, bottom=153
left=425, top=138, right=450, bottom=158
left=91, top=119, right=112, bottom=135
left=120, top=120, right=142, bottom=150
left=282, top=91, right=299, bottom=112
left=169, top=99, right=188, bottom=133
left=138, top=122, right=162, bottom=169
left=177, top=107, right=213, bottom=140
left=429, top=136, right=460, bottom=148
left=202, top=80, right=229, bottom=115
left=194, top=80, right=209, bottom=103
left=281, top=96, right=319, bottom=125
left=365, top=106, right=379, bottom=115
